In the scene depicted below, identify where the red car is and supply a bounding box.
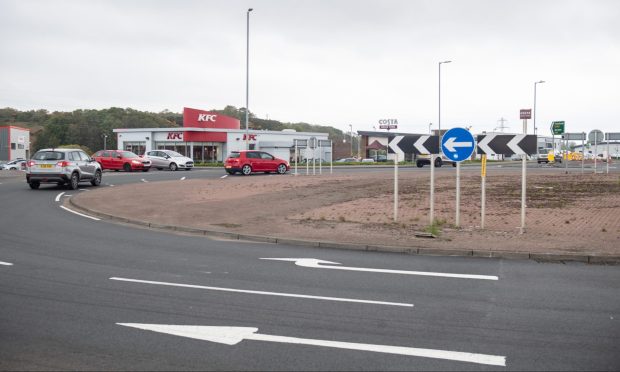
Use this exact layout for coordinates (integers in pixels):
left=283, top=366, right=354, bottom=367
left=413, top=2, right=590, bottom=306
left=224, top=150, right=289, bottom=175
left=92, top=150, right=151, bottom=172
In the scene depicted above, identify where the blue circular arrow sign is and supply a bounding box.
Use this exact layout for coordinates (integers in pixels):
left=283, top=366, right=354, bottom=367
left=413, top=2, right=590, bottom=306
left=441, top=127, right=475, bottom=162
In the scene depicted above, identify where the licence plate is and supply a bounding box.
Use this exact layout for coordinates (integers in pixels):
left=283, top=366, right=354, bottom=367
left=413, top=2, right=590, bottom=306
left=40, top=164, right=53, bottom=168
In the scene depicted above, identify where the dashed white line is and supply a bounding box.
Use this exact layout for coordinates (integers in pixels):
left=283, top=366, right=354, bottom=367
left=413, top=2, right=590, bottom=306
left=109, top=277, right=413, bottom=307
left=59, top=206, right=100, bottom=221
left=141, top=179, right=148, bottom=183
left=180, top=177, right=186, bottom=181
left=220, top=175, right=228, bottom=179
left=0, top=261, right=13, bottom=266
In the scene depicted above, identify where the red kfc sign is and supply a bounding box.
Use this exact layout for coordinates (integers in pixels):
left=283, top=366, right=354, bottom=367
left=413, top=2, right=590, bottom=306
left=167, top=132, right=183, bottom=140
left=243, top=134, right=257, bottom=141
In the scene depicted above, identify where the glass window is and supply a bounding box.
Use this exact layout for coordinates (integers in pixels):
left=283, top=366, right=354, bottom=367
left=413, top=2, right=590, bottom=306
left=246, top=152, right=260, bottom=159
left=260, top=152, right=274, bottom=160
left=68, top=152, right=79, bottom=161
left=11, top=143, right=16, bottom=150
left=229, top=152, right=240, bottom=159
left=78, top=152, right=91, bottom=161
left=33, top=151, right=64, bottom=161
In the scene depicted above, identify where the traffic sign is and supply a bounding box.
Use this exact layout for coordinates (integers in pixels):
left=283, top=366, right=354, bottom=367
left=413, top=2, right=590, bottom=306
left=441, top=128, right=475, bottom=161
left=388, top=135, right=440, bottom=155
left=551, top=121, right=565, bottom=135
left=606, top=132, right=620, bottom=141
left=520, top=109, right=532, bottom=120
left=589, top=129, right=604, bottom=143
left=562, top=133, right=586, bottom=141
left=476, top=134, right=537, bottom=155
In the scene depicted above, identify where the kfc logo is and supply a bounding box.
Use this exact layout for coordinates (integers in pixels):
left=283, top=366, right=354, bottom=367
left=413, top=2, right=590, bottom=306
left=198, top=114, right=217, bottom=122
left=167, top=132, right=183, bottom=140
left=243, top=134, right=257, bottom=141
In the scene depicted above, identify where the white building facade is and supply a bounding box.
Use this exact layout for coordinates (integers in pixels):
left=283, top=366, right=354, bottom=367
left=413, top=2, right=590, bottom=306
left=113, top=107, right=331, bottom=163
left=0, top=125, right=31, bottom=161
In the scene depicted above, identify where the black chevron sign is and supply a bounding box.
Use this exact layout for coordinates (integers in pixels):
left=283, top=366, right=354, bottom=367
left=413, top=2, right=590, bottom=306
left=388, top=135, right=440, bottom=155
left=476, top=134, right=537, bottom=155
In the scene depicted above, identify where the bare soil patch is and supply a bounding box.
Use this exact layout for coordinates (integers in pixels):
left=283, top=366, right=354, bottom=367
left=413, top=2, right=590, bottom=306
left=73, top=168, right=620, bottom=256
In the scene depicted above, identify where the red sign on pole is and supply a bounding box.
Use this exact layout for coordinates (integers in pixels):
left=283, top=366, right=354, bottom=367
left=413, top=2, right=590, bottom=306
left=520, top=109, right=532, bottom=119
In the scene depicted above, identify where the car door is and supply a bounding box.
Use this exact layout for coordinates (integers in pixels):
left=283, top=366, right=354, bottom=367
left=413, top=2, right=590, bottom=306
left=150, top=151, right=165, bottom=168
left=260, top=152, right=277, bottom=172
left=245, top=152, right=262, bottom=171
left=78, top=151, right=96, bottom=178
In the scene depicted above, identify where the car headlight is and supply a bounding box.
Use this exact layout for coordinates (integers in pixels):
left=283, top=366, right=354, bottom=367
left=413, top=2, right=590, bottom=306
left=131, top=160, right=141, bottom=164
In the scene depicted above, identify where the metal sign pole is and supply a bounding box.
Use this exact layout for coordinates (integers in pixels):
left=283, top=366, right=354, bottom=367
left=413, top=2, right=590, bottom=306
left=455, top=161, right=460, bottom=227
left=430, top=154, right=435, bottom=225
left=306, top=147, right=309, bottom=176
left=581, top=134, right=585, bottom=174
left=565, top=138, right=568, bottom=173
left=394, top=153, right=398, bottom=222
left=607, top=139, right=610, bottom=174
left=319, top=143, right=322, bottom=175
left=481, top=154, right=487, bottom=229
left=520, top=119, right=527, bottom=234
left=294, top=140, right=298, bottom=176
left=330, top=141, right=333, bottom=174
left=594, top=133, right=598, bottom=173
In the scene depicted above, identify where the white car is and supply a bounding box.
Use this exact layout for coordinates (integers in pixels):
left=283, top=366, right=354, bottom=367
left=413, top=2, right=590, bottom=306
left=145, top=150, right=194, bottom=171
left=0, top=159, right=27, bottom=170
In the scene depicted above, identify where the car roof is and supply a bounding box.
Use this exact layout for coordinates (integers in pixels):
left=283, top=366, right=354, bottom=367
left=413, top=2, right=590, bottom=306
left=38, top=148, right=82, bottom=152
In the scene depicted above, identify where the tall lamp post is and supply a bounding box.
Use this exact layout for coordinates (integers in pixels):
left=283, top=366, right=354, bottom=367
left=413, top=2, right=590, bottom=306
left=533, top=80, right=545, bottom=135
left=438, top=60, right=451, bottom=146
left=245, top=8, right=253, bottom=150
left=431, top=60, right=451, bottom=224
left=349, top=124, right=353, bottom=157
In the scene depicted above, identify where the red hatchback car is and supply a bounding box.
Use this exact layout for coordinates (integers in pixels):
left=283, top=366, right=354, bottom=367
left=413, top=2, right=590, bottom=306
left=92, top=150, right=152, bottom=172
left=225, top=151, right=290, bottom=175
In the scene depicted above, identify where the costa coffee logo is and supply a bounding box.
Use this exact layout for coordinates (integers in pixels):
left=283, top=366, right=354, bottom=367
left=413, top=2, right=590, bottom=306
left=243, top=134, right=257, bottom=141
left=167, top=132, right=183, bottom=140
left=198, top=114, right=217, bottom=122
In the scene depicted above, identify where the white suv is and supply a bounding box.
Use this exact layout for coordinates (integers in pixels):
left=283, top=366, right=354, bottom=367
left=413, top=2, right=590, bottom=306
left=26, top=148, right=102, bottom=189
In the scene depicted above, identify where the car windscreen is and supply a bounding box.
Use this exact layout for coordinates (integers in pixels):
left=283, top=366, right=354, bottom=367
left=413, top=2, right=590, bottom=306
left=228, top=153, right=240, bottom=159
left=33, top=151, right=65, bottom=161
left=121, top=151, right=139, bottom=158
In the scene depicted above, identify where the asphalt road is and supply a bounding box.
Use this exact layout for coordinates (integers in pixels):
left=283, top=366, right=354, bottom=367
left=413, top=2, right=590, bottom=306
left=0, top=166, right=619, bottom=371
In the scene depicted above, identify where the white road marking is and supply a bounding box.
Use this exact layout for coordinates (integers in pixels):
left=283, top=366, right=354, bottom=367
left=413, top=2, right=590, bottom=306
left=55, top=192, right=66, bottom=202
left=109, top=184, right=115, bottom=187
left=109, top=277, right=413, bottom=307
left=117, top=324, right=506, bottom=366
left=220, top=175, right=228, bottom=179
left=261, top=258, right=499, bottom=281
left=59, top=206, right=100, bottom=221
left=141, top=179, right=148, bottom=183
left=0, top=261, right=13, bottom=266
left=180, top=177, right=186, bottom=181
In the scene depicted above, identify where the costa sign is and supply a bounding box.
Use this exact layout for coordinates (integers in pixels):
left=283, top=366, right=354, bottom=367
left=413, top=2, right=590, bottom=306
left=378, top=118, right=398, bottom=130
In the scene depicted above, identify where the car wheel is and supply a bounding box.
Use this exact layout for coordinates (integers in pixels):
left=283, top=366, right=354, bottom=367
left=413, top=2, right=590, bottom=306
left=169, top=163, right=178, bottom=171
left=277, top=164, right=287, bottom=174
left=91, top=170, right=102, bottom=186
left=416, top=161, right=424, bottom=168
left=29, top=182, right=40, bottom=189
left=142, top=168, right=149, bottom=172
left=435, top=158, right=442, bottom=167
left=452, top=162, right=457, bottom=167
left=241, top=164, right=252, bottom=175
left=68, top=172, right=79, bottom=190
left=123, top=163, right=132, bottom=172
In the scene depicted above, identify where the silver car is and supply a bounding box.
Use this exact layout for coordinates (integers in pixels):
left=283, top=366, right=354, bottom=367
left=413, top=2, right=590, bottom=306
left=145, top=150, right=194, bottom=171
left=26, top=148, right=102, bottom=189
left=0, top=159, right=27, bottom=170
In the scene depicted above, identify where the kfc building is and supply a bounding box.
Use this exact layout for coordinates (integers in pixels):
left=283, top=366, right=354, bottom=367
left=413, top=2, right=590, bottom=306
left=0, top=125, right=31, bottom=161
left=114, top=107, right=331, bottom=163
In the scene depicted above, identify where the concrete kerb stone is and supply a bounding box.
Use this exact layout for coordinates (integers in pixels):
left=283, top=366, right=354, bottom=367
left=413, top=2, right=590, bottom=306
left=67, top=196, right=618, bottom=265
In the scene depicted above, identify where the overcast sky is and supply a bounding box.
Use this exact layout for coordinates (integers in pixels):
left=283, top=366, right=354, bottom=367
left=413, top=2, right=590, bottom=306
left=1, top=0, right=618, bottom=136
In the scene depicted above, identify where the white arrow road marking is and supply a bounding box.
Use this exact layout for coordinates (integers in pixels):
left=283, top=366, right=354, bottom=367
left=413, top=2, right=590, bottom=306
left=221, top=175, right=228, bottom=179
left=260, top=258, right=498, bottom=280
left=0, top=261, right=13, bottom=266
left=443, top=137, right=473, bottom=153
left=413, top=135, right=431, bottom=154
left=180, top=177, right=186, bottom=181
left=506, top=134, right=527, bottom=155
left=59, top=206, right=100, bottom=221
left=477, top=134, right=495, bottom=155
left=109, top=277, right=413, bottom=307
left=55, top=192, right=65, bottom=202
left=141, top=179, right=148, bottom=183
left=116, top=324, right=506, bottom=366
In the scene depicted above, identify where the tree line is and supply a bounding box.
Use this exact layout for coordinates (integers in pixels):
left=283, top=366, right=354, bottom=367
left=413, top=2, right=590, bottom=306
left=0, top=106, right=348, bottom=155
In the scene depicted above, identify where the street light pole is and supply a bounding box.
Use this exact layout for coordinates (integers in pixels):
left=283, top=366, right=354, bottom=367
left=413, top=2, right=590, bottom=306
left=245, top=8, right=253, bottom=150
left=431, top=60, right=451, bottom=225
left=103, top=134, right=108, bottom=150
left=438, top=60, right=451, bottom=147
left=429, top=123, right=432, bottom=135
left=533, top=80, right=545, bottom=135
left=349, top=124, right=353, bottom=157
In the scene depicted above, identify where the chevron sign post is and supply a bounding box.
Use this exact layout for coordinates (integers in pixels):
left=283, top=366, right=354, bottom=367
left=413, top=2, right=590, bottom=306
left=476, top=134, right=537, bottom=156
left=388, top=135, right=440, bottom=157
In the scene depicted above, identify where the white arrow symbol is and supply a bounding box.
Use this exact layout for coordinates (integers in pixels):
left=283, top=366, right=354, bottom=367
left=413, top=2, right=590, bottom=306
left=413, top=135, right=431, bottom=154
left=443, top=137, right=473, bottom=153
left=0, top=261, right=13, bottom=266
left=117, top=323, right=506, bottom=366
left=260, top=258, right=498, bottom=280
left=477, top=134, right=495, bottom=155
left=506, top=134, right=527, bottom=155
left=388, top=136, right=405, bottom=159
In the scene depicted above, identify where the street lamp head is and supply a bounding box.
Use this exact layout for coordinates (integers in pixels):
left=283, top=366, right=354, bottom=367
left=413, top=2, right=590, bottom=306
left=536, top=80, right=545, bottom=84
left=440, top=60, right=452, bottom=64
left=248, top=8, right=253, bottom=12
